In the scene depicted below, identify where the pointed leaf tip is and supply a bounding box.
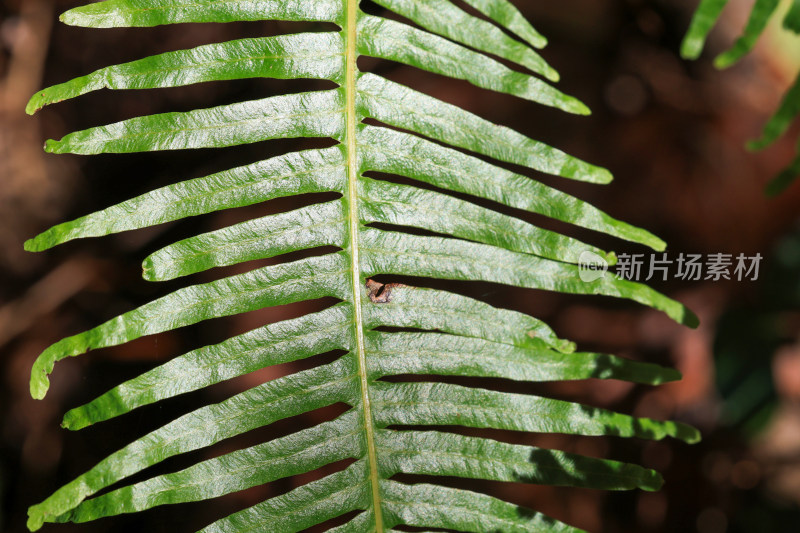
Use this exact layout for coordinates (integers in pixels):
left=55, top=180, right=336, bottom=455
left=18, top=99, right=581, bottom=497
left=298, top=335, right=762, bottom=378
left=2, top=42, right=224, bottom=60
left=765, top=167, right=799, bottom=196
left=572, top=99, right=591, bottom=116
left=640, top=469, right=664, bottom=492
left=713, top=54, right=735, bottom=70
left=25, top=95, right=41, bottom=115
left=141, top=257, right=157, bottom=282
left=682, top=307, right=700, bottom=329
left=593, top=167, right=613, bottom=184
left=664, top=367, right=683, bottom=383
left=61, top=409, right=90, bottom=431
left=59, top=6, right=95, bottom=27
left=29, top=375, right=49, bottom=400
left=25, top=225, right=65, bottom=252
left=27, top=89, right=61, bottom=114
left=746, top=139, right=763, bottom=152
left=681, top=423, right=703, bottom=444
left=784, top=4, right=800, bottom=33
left=27, top=513, right=44, bottom=532
left=679, top=39, right=701, bottom=61
left=30, top=356, right=55, bottom=399
left=23, top=237, right=42, bottom=253
left=44, top=139, right=60, bottom=153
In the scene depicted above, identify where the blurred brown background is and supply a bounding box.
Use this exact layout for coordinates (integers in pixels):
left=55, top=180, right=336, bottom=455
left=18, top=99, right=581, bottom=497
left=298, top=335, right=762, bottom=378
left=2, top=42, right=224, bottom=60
left=2, top=0, right=800, bottom=532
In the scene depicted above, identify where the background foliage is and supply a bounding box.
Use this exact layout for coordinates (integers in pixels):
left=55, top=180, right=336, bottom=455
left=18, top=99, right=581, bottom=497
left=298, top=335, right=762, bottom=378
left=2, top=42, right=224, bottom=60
left=683, top=0, right=800, bottom=194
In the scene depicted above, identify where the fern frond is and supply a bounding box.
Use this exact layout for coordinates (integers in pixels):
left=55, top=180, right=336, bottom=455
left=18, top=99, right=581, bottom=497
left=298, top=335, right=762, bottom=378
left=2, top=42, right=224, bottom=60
left=26, top=1, right=699, bottom=531
left=682, top=0, right=800, bottom=194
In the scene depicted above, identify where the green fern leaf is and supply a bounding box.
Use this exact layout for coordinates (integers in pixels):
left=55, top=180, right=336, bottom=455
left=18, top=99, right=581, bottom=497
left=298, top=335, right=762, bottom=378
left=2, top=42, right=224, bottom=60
left=26, top=1, right=699, bottom=531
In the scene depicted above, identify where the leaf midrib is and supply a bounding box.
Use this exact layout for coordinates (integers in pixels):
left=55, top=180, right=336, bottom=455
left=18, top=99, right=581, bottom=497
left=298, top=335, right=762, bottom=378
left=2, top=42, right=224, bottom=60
left=344, top=1, right=384, bottom=531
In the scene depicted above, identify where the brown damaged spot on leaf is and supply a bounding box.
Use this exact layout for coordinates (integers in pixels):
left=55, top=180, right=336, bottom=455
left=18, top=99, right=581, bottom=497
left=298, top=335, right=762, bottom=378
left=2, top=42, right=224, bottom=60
left=365, top=279, right=406, bottom=303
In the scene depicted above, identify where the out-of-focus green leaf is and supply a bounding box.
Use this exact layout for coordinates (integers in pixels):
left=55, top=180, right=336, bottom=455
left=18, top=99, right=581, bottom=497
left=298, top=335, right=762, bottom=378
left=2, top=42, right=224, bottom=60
left=784, top=0, right=800, bottom=32
left=683, top=0, right=800, bottom=193
left=681, top=0, right=729, bottom=60
left=714, top=0, right=780, bottom=68
left=766, top=146, right=800, bottom=195
left=748, top=73, right=800, bottom=151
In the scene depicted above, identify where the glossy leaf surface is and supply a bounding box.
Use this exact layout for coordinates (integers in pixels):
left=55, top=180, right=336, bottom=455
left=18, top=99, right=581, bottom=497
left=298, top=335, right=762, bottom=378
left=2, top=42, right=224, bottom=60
left=26, top=1, right=698, bottom=531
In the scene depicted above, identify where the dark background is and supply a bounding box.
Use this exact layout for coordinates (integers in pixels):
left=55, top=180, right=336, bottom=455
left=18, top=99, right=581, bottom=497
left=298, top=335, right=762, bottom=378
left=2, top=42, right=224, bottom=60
left=1, top=0, right=800, bottom=532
